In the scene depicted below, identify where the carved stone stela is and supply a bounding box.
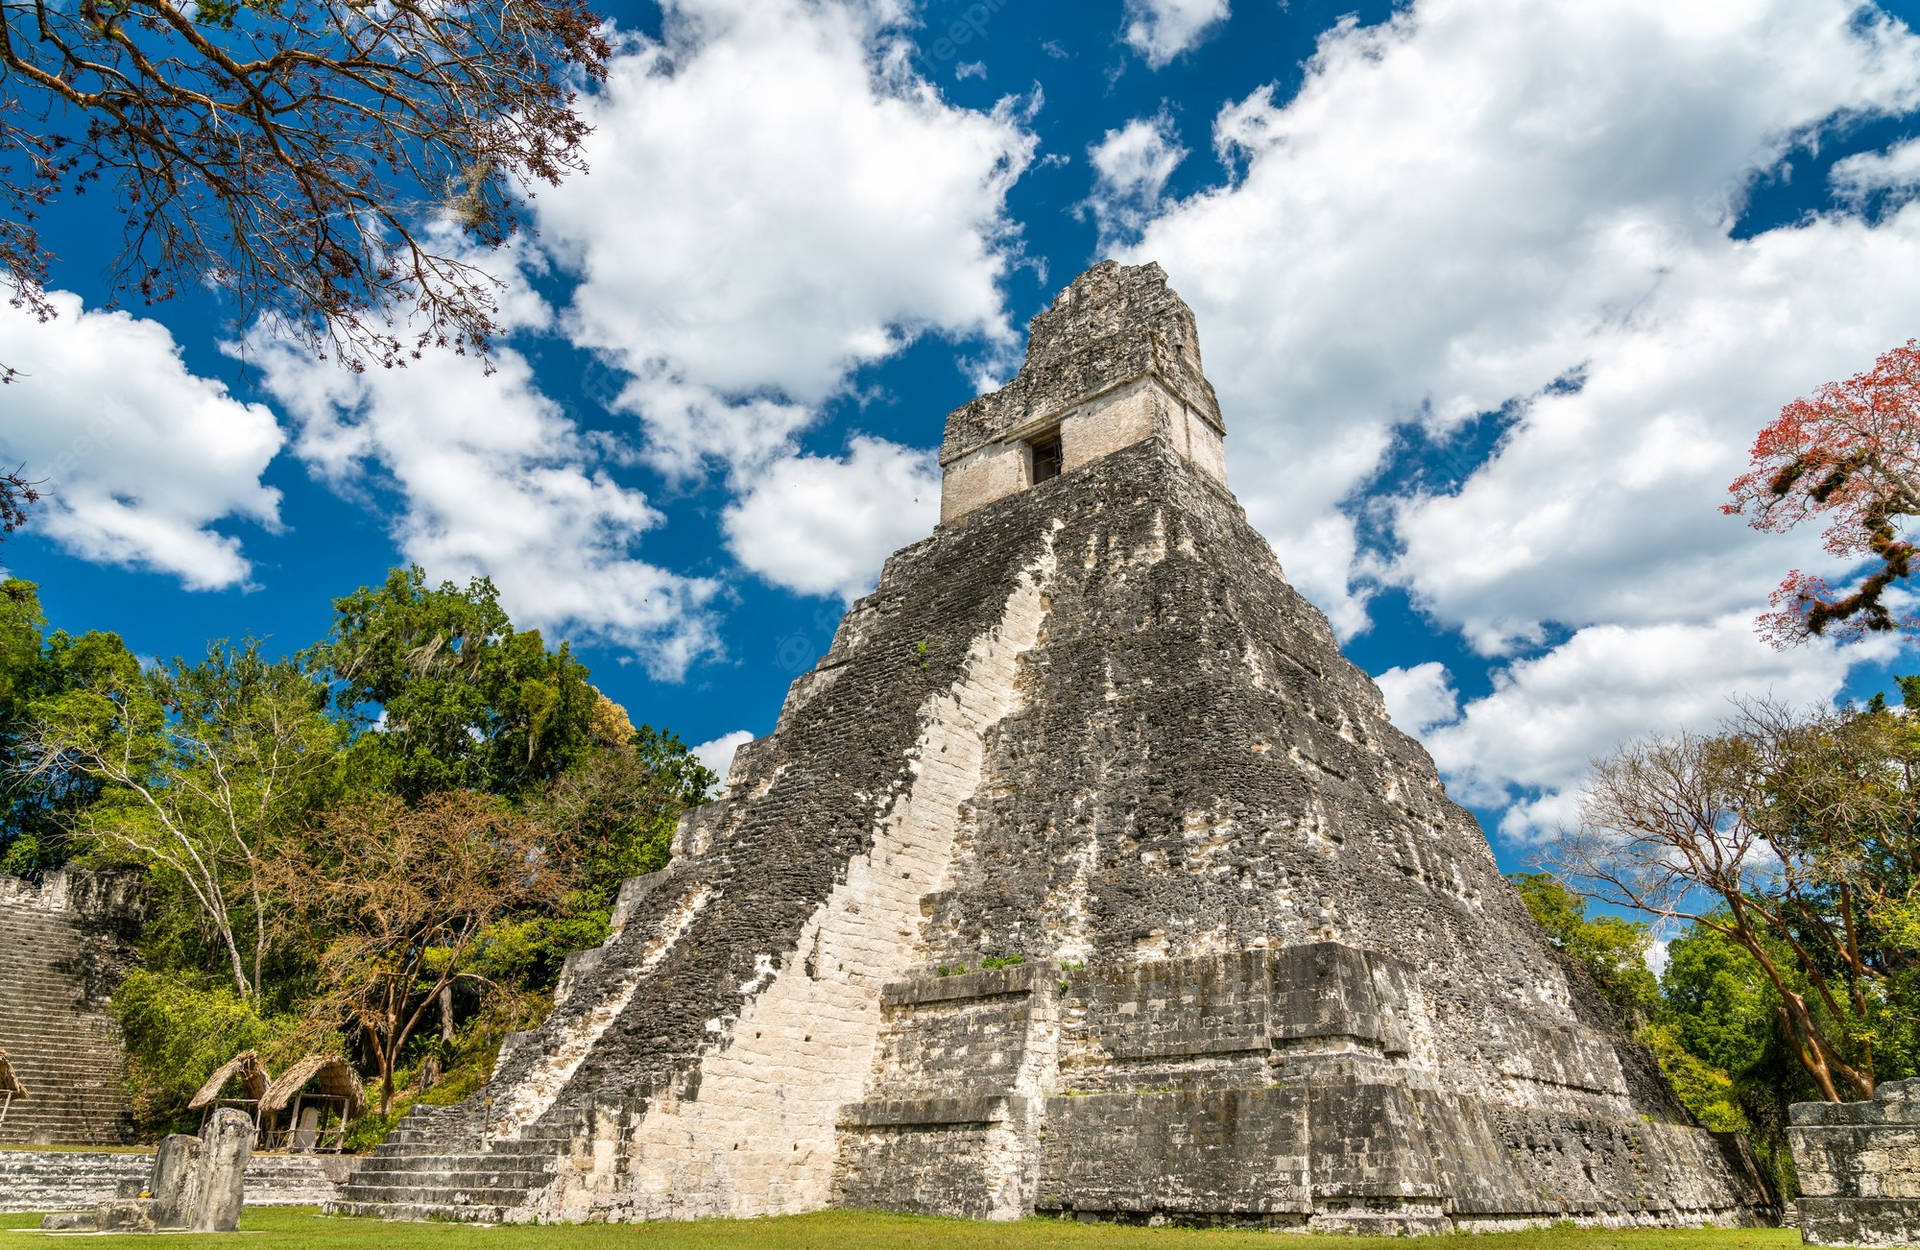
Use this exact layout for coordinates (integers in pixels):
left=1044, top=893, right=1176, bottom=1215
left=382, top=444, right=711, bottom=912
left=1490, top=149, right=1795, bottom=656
left=329, top=262, right=1774, bottom=1231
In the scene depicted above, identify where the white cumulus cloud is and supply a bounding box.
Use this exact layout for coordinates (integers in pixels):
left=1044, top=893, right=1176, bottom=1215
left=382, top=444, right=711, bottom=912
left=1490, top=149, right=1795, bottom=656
left=1122, top=0, right=1920, bottom=635
left=692, top=729, right=756, bottom=787
left=1111, top=0, right=1920, bottom=842
left=0, top=293, right=283, bottom=589
left=723, top=436, right=941, bottom=601
left=1123, top=0, right=1230, bottom=68
left=535, top=0, right=1037, bottom=485
left=1422, top=616, right=1902, bottom=843
left=1831, top=136, right=1920, bottom=208
left=1372, top=661, right=1460, bottom=735
left=1083, top=115, right=1188, bottom=249
left=247, top=295, right=722, bottom=680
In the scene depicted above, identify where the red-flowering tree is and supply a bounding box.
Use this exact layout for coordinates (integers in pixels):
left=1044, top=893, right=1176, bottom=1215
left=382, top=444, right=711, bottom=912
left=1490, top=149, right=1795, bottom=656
left=1726, top=340, right=1920, bottom=646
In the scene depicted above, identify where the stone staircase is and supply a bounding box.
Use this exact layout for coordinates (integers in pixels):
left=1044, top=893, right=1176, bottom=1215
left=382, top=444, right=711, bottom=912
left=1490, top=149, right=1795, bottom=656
left=324, top=1103, right=566, bottom=1223
left=0, top=895, right=136, bottom=1145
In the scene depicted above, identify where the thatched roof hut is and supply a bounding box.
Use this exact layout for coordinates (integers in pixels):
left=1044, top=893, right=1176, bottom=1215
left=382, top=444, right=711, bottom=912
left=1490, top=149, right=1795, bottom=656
left=0, top=1048, right=26, bottom=1099
left=187, top=1050, right=268, bottom=1111
left=260, top=1054, right=364, bottom=1122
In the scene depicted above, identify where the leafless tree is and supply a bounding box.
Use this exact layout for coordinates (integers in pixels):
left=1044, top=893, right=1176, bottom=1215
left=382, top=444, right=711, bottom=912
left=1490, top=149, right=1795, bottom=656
left=1, top=0, right=609, bottom=368
left=1555, top=699, right=1920, bottom=1101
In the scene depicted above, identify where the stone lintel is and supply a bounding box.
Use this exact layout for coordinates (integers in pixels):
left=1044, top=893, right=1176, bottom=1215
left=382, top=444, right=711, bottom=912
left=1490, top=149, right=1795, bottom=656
left=838, top=1095, right=1025, bottom=1128
left=880, top=962, right=1052, bottom=1008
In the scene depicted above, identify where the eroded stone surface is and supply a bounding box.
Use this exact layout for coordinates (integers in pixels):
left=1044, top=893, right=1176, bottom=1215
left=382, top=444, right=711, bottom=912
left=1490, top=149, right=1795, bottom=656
left=42, top=1106, right=254, bottom=1234
left=191, top=1108, right=252, bottom=1232
left=150, top=1133, right=203, bottom=1229
left=1792, top=1079, right=1920, bottom=1245
left=331, top=262, right=1774, bottom=1232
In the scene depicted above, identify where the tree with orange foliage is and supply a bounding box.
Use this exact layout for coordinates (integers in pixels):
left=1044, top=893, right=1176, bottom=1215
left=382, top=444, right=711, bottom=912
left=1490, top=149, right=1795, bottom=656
left=1726, top=340, right=1920, bottom=646
left=269, top=791, right=573, bottom=1114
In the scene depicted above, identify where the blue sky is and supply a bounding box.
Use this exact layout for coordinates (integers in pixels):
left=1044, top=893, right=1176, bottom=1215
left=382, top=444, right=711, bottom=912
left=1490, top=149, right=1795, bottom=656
left=6, top=0, right=1920, bottom=874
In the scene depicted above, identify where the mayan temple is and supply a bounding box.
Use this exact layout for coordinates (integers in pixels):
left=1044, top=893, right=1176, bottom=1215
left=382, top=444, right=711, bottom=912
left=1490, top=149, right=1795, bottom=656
left=329, top=261, right=1773, bottom=1231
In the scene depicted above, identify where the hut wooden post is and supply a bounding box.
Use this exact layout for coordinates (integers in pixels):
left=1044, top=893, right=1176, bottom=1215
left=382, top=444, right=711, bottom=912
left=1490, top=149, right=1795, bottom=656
left=187, top=1050, right=269, bottom=1146
left=258, top=1054, right=365, bottom=1154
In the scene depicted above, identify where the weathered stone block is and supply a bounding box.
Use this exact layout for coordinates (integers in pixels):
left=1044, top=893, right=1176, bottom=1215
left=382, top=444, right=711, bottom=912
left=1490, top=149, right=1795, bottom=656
left=1272, top=943, right=1389, bottom=1051
left=191, top=1107, right=253, bottom=1232
left=97, top=1198, right=157, bottom=1231
left=1038, top=1087, right=1312, bottom=1217
left=1793, top=1083, right=1920, bottom=1244
left=150, top=1131, right=205, bottom=1228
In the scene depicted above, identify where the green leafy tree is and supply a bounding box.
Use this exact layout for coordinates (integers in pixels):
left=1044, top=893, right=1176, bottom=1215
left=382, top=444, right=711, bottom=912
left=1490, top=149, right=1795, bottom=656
left=1559, top=694, right=1920, bottom=1100
left=1660, top=924, right=1779, bottom=1078
left=22, top=641, right=343, bottom=998
left=0, top=581, right=117, bottom=873
left=111, top=969, right=315, bottom=1136
left=1650, top=919, right=1840, bottom=1195
left=503, top=720, right=717, bottom=982
left=1638, top=1022, right=1750, bottom=1133
left=315, top=567, right=597, bottom=802
left=1509, top=871, right=1661, bottom=1027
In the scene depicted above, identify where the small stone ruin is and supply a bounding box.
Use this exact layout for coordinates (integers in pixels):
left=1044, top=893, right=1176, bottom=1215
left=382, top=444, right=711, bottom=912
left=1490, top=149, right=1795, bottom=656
left=1791, top=1079, right=1920, bottom=1247
left=41, top=1106, right=252, bottom=1233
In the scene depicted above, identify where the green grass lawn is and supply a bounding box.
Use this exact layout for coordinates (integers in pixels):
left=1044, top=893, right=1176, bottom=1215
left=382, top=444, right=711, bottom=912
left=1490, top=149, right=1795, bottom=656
left=0, top=1208, right=1801, bottom=1249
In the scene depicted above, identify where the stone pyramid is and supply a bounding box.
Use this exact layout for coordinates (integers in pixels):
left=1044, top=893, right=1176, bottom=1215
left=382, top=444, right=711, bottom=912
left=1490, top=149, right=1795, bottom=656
left=331, top=262, right=1772, bottom=1232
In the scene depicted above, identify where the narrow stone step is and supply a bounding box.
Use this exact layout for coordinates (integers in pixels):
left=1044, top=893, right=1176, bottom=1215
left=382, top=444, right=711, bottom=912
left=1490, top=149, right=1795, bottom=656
left=324, top=1198, right=516, bottom=1223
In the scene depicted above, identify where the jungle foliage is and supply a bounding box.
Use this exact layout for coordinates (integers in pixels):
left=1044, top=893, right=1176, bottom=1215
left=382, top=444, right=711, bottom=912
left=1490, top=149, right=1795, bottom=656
left=0, top=567, right=716, bottom=1137
left=1518, top=680, right=1920, bottom=1194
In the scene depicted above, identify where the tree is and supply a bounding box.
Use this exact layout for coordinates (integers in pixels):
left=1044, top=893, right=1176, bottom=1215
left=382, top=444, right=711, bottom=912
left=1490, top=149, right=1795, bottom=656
left=1659, top=923, right=1779, bottom=1080
left=1509, top=871, right=1660, bottom=1027
left=501, top=720, right=715, bottom=978
left=269, top=790, right=572, bottom=1113
left=315, top=566, right=598, bottom=802
left=0, top=581, right=114, bottom=873
left=1556, top=697, right=1920, bottom=1101
left=0, top=468, right=38, bottom=526
left=1726, top=340, right=1920, bottom=645
left=1, top=0, right=609, bottom=368
left=21, top=641, right=343, bottom=998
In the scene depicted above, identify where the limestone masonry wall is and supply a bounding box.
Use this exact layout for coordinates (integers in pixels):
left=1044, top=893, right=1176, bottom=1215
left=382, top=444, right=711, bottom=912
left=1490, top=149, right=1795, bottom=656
left=0, top=1150, right=352, bottom=1212
left=1791, top=1079, right=1920, bottom=1246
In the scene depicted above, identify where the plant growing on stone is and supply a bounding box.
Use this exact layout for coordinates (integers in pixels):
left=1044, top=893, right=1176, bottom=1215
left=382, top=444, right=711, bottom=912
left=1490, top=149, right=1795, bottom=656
left=1726, top=340, right=1920, bottom=645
